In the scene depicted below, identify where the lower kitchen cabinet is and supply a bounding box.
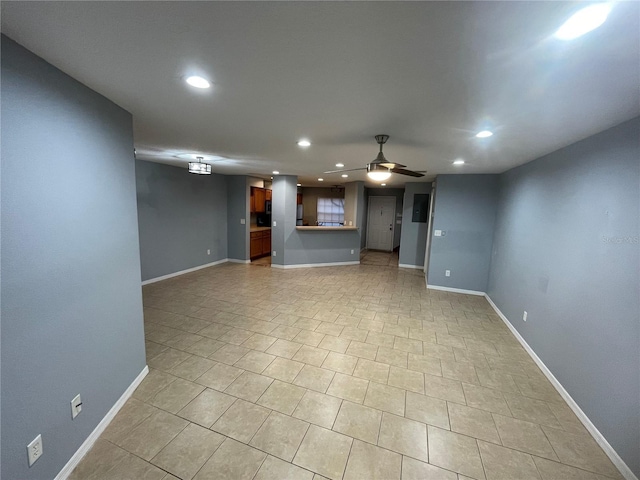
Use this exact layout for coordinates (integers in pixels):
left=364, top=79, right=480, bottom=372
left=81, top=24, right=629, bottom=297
left=250, top=230, right=271, bottom=259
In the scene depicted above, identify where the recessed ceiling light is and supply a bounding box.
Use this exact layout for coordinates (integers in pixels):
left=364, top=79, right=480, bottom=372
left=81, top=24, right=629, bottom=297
left=453, top=159, right=465, bottom=165
left=297, top=139, right=311, bottom=147
left=273, top=171, right=279, bottom=175
left=555, top=3, right=612, bottom=40
left=185, top=76, right=211, bottom=89
left=381, top=183, right=387, bottom=186
left=476, top=130, right=493, bottom=138
left=341, top=174, right=348, bottom=178
left=297, top=183, right=302, bottom=187
left=336, top=163, right=344, bottom=168
left=318, top=178, right=324, bottom=182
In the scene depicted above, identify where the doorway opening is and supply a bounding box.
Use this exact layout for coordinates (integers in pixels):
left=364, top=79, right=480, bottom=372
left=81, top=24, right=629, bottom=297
left=366, top=196, right=396, bottom=252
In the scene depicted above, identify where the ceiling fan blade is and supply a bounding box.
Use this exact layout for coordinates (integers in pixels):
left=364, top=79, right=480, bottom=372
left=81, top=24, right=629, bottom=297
left=323, top=167, right=366, bottom=174
left=391, top=168, right=425, bottom=177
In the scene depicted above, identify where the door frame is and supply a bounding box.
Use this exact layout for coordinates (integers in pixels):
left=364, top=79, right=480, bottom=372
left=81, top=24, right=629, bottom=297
left=423, top=182, right=437, bottom=280
left=366, top=196, right=396, bottom=252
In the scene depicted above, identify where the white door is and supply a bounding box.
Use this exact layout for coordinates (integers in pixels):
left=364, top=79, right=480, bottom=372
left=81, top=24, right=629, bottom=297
left=367, top=196, right=395, bottom=251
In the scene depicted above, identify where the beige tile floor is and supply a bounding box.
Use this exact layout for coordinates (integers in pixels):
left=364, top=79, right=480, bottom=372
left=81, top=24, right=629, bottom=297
left=70, top=252, right=623, bottom=480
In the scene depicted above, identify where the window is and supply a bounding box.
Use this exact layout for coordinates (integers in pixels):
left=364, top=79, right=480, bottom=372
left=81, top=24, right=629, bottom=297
left=317, top=198, right=345, bottom=226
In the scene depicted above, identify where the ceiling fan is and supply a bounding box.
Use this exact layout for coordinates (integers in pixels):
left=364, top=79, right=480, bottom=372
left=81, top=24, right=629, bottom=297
left=324, top=135, right=425, bottom=181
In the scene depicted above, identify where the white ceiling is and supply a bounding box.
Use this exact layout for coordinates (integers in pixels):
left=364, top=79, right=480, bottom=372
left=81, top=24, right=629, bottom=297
left=2, top=1, right=638, bottom=187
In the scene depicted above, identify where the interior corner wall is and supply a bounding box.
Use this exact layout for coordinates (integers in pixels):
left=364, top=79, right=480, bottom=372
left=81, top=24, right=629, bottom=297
left=136, top=160, right=228, bottom=281
left=487, top=117, right=640, bottom=477
left=1, top=36, right=146, bottom=480
left=227, top=175, right=249, bottom=261
left=428, top=175, right=499, bottom=291
left=398, top=182, right=432, bottom=267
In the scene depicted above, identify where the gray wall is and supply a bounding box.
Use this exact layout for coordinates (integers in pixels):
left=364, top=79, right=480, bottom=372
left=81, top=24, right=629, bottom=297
left=399, top=182, right=432, bottom=267
left=428, top=175, right=499, bottom=291
left=487, top=117, right=640, bottom=476
left=136, top=160, right=228, bottom=280
left=367, top=188, right=404, bottom=249
left=227, top=175, right=249, bottom=261
left=273, top=176, right=360, bottom=266
left=1, top=36, right=146, bottom=480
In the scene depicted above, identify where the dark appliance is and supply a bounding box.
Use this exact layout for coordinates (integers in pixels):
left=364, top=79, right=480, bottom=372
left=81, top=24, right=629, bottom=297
left=256, top=213, right=271, bottom=227
left=265, top=200, right=272, bottom=215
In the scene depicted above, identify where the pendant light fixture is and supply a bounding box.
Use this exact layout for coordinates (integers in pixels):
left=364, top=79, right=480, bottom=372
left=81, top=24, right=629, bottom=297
left=188, top=156, right=212, bottom=175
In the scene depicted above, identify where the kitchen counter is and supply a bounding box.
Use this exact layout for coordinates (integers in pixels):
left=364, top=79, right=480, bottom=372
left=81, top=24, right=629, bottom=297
left=250, top=226, right=271, bottom=232
left=295, top=226, right=358, bottom=231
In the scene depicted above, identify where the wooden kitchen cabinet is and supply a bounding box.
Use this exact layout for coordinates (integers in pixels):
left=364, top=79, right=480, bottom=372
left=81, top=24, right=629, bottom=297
left=265, top=189, right=272, bottom=201
left=250, top=229, right=271, bottom=259
left=261, top=230, right=271, bottom=256
left=297, top=193, right=303, bottom=205
left=251, top=187, right=267, bottom=213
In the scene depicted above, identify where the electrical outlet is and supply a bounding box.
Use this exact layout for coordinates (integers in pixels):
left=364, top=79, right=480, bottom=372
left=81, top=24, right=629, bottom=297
left=272, top=251, right=276, bottom=257
left=434, top=230, right=442, bottom=236
left=71, top=394, right=82, bottom=419
left=523, top=311, right=528, bottom=322
left=207, top=249, right=211, bottom=255
left=273, top=221, right=277, bottom=227
left=445, top=270, right=451, bottom=277
left=351, top=249, right=355, bottom=254
left=27, top=434, right=43, bottom=467
left=240, top=218, right=245, bottom=225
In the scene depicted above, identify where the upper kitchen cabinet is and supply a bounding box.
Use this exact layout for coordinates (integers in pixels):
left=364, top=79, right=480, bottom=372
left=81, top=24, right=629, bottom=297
left=250, top=186, right=271, bottom=213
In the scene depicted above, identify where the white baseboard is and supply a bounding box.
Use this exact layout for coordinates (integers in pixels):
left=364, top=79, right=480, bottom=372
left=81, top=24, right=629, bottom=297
left=54, top=366, right=149, bottom=480
left=427, top=284, right=485, bottom=296
left=141, top=259, right=228, bottom=285
left=227, top=258, right=251, bottom=264
left=484, top=294, right=637, bottom=480
left=272, top=261, right=360, bottom=269
left=398, top=263, right=424, bottom=269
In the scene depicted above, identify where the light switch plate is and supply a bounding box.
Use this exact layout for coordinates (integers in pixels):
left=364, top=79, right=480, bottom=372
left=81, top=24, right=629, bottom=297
left=71, top=394, right=82, bottom=419
left=273, top=221, right=276, bottom=227
left=434, top=230, right=442, bottom=236
left=240, top=218, right=245, bottom=225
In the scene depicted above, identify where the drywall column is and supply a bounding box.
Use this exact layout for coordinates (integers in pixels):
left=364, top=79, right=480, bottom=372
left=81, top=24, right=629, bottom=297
left=227, top=175, right=250, bottom=262
left=271, top=175, right=298, bottom=267
left=398, top=182, right=432, bottom=268
left=427, top=174, right=499, bottom=292
left=1, top=36, right=146, bottom=480
left=356, top=182, right=368, bottom=249
left=487, top=117, right=640, bottom=477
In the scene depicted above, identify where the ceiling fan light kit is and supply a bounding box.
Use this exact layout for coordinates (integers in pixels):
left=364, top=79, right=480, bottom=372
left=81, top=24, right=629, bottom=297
left=188, top=156, right=212, bottom=175
left=324, top=135, right=424, bottom=182
left=367, top=163, right=392, bottom=181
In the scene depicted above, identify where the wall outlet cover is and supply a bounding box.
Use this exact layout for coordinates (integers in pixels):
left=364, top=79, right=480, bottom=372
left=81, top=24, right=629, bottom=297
left=523, top=311, right=528, bottom=322
left=445, top=270, right=451, bottom=277
left=272, top=251, right=276, bottom=257
left=273, top=221, right=276, bottom=227
left=240, top=218, right=246, bottom=225
left=434, top=230, right=442, bottom=236
left=27, top=434, right=43, bottom=467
